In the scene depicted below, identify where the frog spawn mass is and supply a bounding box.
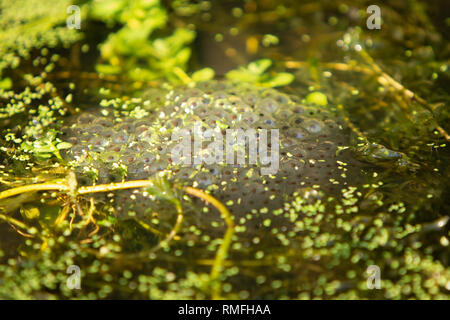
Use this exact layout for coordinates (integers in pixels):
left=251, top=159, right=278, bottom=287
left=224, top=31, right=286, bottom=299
left=62, top=81, right=367, bottom=224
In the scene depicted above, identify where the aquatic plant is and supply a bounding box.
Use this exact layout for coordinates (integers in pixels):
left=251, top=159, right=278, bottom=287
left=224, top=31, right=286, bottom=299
left=0, top=0, right=448, bottom=300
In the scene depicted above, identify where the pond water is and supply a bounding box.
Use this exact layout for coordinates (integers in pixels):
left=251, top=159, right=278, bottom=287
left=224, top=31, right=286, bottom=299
left=0, top=0, right=448, bottom=299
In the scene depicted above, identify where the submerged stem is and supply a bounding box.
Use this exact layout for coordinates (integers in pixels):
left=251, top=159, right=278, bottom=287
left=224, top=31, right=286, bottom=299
left=0, top=176, right=235, bottom=299
left=0, top=180, right=69, bottom=200
left=184, top=186, right=235, bottom=300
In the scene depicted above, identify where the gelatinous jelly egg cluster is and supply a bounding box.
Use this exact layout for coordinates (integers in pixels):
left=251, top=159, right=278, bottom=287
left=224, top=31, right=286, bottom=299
left=61, top=81, right=366, bottom=221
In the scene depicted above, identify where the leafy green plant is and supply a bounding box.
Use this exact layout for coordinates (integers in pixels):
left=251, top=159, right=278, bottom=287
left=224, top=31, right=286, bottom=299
left=146, top=175, right=180, bottom=207
left=225, top=59, right=294, bottom=87
left=20, top=129, right=71, bottom=161
left=90, top=0, right=207, bottom=84
left=0, top=0, right=82, bottom=89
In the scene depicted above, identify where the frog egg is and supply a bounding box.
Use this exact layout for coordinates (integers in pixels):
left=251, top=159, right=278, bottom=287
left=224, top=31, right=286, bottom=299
left=140, top=152, right=156, bottom=166
left=112, top=130, right=130, bottom=144
left=211, top=91, right=228, bottom=100
left=93, top=117, right=114, bottom=128
left=155, top=143, right=170, bottom=156
left=260, top=115, right=277, bottom=127
left=239, top=183, right=266, bottom=203
left=120, top=153, right=137, bottom=166
left=184, top=97, right=210, bottom=111
left=316, top=141, right=336, bottom=153
left=131, top=141, right=150, bottom=153
left=66, top=136, right=81, bottom=147
left=169, top=141, right=191, bottom=165
left=289, top=94, right=302, bottom=104
left=209, top=81, right=229, bottom=92
left=301, top=119, right=325, bottom=134
left=201, top=115, right=223, bottom=129
left=324, top=119, right=339, bottom=130
left=116, top=121, right=135, bottom=133
left=292, top=104, right=306, bottom=114
left=174, top=167, right=195, bottom=180
left=164, top=116, right=184, bottom=130
left=60, top=125, right=73, bottom=137
left=260, top=88, right=278, bottom=99
left=303, top=106, right=323, bottom=118
left=243, top=92, right=259, bottom=106
left=144, top=160, right=168, bottom=177
left=205, top=164, right=224, bottom=177
left=226, top=95, right=245, bottom=107
left=253, top=113, right=276, bottom=128
left=279, top=158, right=306, bottom=176
left=233, top=101, right=253, bottom=116
left=100, top=151, right=121, bottom=164
left=69, top=145, right=89, bottom=159
left=289, top=146, right=309, bottom=160
left=89, top=136, right=111, bottom=151
left=142, top=88, right=168, bottom=105
left=290, top=115, right=306, bottom=127
left=273, top=93, right=292, bottom=105
left=133, top=119, right=150, bottom=127
left=274, top=109, right=293, bottom=121
left=135, top=124, right=151, bottom=139
left=126, top=162, right=143, bottom=179
left=234, top=82, right=256, bottom=93
left=237, top=166, right=261, bottom=182
left=196, top=81, right=213, bottom=92
left=280, top=137, right=298, bottom=148
left=107, top=142, right=124, bottom=153
left=241, top=113, right=260, bottom=126
left=168, top=89, right=185, bottom=103
left=99, top=128, right=115, bottom=140
left=69, top=126, right=90, bottom=137
left=287, top=127, right=308, bottom=140
left=192, top=171, right=216, bottom=187
left=256, top=98, right=280, bottom=113
left=220, top=167, right=236, bottom=180
left=183, top=88, right=204, bottom=98
left=211, top=109, right=234, bottom=123
left=77, top=113, right=96, bottom=125
left=60, top=81, right=367, bottom=221
left=212, top=98, right=233, bottom=111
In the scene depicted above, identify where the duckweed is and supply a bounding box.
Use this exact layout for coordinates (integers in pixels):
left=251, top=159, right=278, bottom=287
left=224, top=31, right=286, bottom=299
left=0, top=0, right=448, bottom=301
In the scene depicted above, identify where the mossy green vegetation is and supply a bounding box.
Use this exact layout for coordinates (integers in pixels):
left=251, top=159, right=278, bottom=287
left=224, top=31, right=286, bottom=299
left=0, top=0, right=449, bottom=300
left=0, top=0, right=82, bottom=89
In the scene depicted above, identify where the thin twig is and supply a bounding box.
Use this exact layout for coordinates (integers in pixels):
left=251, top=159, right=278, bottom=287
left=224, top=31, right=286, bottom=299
left=285, top=58, right=450, bottom=141
left=357, top=49, right=450, bottom=141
